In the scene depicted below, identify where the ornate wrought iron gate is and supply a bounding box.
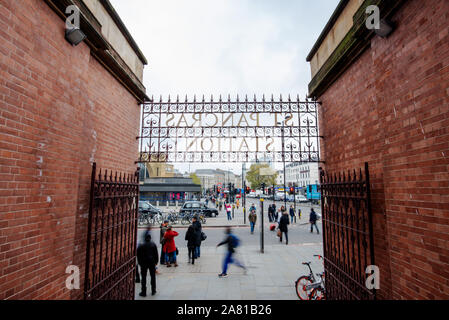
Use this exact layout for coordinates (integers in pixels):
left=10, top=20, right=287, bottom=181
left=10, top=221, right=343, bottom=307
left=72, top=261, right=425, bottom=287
left=319, top=162, right=375, bottom=300
left=84, top=163, right=140, bottom=300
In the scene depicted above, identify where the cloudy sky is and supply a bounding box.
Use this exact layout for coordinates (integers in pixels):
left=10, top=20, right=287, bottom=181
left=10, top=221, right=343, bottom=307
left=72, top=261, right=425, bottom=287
left=110, top=0, right=339, bottom=174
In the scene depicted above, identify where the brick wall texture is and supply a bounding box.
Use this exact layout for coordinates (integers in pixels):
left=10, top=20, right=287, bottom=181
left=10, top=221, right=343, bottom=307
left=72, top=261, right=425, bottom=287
left=0, top=0, right=141, bottom=299
left=318, top=0, right=449, bottom=299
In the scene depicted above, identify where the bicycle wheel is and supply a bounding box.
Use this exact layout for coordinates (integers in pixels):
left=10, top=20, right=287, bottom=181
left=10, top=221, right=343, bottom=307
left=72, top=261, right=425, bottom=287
left=310, top=287, right=325, bottom=300
left=181, top=216, right=190, bottom=225
left=295, top=276, right=313, bottom=300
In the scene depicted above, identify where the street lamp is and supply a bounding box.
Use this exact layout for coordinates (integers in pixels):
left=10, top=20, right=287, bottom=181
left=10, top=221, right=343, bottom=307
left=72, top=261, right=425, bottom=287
left=277, top=119, right=287, bottom=209
left=286, top=142, right=297, bottom=218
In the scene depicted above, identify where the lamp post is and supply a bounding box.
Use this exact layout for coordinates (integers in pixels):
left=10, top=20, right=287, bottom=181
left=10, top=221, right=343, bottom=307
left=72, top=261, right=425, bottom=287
left=260, top=182, right=266, bottom=254
left=277, top=120, right=287, bottom=209
left=286, top=142, right=297, bottom=220
left=242, top=162, right=246, bottom=224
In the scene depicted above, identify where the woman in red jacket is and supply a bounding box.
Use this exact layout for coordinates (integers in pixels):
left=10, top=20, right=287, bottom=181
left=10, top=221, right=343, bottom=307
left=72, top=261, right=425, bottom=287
left=163, top=225, right=179, bottom=267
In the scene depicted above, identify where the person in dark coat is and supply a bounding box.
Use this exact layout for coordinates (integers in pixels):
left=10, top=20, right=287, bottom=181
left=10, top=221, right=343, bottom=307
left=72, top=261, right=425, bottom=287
left=273, top=203, right=278, bottom=221
left=159, top=220, right=169, bottom=265
left=310, top=208, right=320, bottom=234
left=185, top=216, right=202, bottom=264
left=193, top=217, right=203, bottom=258
left=137, top=233, right=159, bottom=297
left=278, top=211, right=290, bottom=245
left=289, top=205, right=295, bottom=223
left=268, top=204, right=273, bottom=222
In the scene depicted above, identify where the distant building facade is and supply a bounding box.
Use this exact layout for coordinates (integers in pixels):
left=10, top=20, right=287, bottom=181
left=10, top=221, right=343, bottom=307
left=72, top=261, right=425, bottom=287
left=285, top=162, right=320, bottom=188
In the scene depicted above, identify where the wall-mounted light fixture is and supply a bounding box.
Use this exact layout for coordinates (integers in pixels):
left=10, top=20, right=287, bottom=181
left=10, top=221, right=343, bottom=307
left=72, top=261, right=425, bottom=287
left=375, top=19, right=395, bottom=38
left=65, top=5, right=86, bottom=46
left=65, top=27, right=86, bottom=46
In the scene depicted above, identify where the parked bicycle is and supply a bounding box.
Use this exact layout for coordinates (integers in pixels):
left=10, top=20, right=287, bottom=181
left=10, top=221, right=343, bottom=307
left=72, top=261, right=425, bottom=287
left=295, top=255, right=325, bottom=300
left=180, top=211, right=207, bottom=225
left=164, top=210, right=180, bottom=225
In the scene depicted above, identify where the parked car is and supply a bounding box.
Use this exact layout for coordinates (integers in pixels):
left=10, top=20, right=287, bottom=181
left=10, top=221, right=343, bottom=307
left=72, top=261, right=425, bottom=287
left=274, top=193, right=285, bottom=201
left=295, top=194, right=309, bottom=203
left=138, top=200, right=162, bottom=215
left=180, top=201, right=219, bottom=217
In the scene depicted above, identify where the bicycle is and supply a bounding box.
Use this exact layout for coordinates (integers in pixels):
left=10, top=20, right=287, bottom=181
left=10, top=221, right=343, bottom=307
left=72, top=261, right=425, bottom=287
left=138, top=211, right=150, bottom=226
left=165, top=210, right=179, bottom=225
left=295, top=255, right=325, bottom=300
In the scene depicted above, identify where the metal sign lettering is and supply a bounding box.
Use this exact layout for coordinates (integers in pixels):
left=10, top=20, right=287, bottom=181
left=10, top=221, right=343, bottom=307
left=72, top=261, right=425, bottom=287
left=137, top=95, right=322, bottom=163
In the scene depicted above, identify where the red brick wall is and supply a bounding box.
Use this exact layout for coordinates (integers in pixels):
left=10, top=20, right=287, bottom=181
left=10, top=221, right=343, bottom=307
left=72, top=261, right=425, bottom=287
left=0, top=0, right=141, bottom=299
left=318, top=0, right=449, bottom=299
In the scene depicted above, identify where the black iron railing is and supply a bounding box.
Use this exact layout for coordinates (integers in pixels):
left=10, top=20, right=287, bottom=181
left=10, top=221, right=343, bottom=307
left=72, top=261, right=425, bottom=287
left=84, top=163, right=140, bottom=300
left=320, top=162, right=375, bottom=300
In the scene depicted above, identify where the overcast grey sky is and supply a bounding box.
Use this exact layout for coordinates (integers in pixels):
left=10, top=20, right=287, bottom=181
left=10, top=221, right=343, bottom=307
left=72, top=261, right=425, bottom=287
left=109, top=0, right=339, bottom=174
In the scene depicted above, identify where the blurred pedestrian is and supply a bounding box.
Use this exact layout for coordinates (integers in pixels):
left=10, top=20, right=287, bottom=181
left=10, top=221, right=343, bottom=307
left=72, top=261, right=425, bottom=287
left=310, top=208, right=320, bottom=234
left=248, top=205, right=257, bottom=234
left=137, top=233, right=158, bottom=297
left=217, top=227, right=246, bottom=277
left=163, top=225, right=179, bottom=267
left=278, top=210, right=290, bottom=245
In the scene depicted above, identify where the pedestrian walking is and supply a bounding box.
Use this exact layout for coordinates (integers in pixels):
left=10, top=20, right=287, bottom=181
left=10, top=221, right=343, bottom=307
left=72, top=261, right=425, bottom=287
left=137, top=233, right=158, bottom=297
left=217, top=227, right=246, bottom=277
left=268, top=204, right=273, bottom=222
left=194, top=216, right=203, bottom=259
left=289, top=205, right=295, bottom=223
left=185, top=216, right=202, bottom=264
left=225, top=202, right=232, bottom=220
left=163, top=225, right=179, bottom=267
left=159, top=220, right=169, bottom=265
left=298, top=208, right=301, bottom=220
left=273, top=204, right=278, bottom=222
left=248, top=205, right=257, bottom=234
left=310, top=208, right=320, bottom=234
left=278, top=210, right=290, bottom=245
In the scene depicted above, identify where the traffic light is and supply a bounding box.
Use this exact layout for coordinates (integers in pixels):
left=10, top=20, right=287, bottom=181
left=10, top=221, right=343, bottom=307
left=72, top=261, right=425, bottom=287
left=261, top=182, right=266, bottom=194
left=213, top=185, right=216, bottom=193
left=289, top=187, right=294, bottom=194
left=245, top=186, right=250, bottom=194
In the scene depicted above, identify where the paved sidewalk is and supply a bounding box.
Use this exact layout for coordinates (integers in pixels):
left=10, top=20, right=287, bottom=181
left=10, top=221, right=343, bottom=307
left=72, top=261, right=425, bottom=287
left=135, top=242, right=323, bottom=300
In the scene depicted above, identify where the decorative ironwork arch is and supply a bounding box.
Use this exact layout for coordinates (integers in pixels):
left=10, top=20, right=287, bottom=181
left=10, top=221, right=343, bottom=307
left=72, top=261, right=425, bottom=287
left=137, top=95, right=323, bottom=163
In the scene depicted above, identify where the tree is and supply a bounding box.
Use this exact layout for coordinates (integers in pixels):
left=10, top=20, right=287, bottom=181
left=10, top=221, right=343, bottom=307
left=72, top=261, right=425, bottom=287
left=246, top=163, right=278, bottom=190
left=190, top=173, right=201, bottom=186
